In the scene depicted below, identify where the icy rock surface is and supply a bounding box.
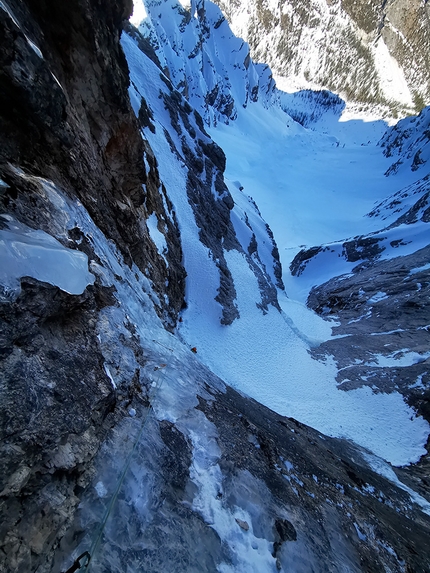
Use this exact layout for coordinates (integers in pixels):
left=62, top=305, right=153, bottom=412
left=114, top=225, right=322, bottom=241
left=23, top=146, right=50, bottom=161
left=0, top=216, right=94, bottom=300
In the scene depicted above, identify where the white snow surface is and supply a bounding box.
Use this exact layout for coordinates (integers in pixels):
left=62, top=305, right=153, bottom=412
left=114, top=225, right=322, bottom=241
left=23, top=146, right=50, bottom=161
left=362, top=452, right=430, bottom=516
left=122, top=23, right=430, bottom=467
left=130, top=0, right=147, bottom=26
left=132, top=0, right=277, bottom=125
left=146, top=212, right=169, bottom=266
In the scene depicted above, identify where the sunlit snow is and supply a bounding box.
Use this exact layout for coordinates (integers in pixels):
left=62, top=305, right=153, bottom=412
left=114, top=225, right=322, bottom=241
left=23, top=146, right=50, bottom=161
left=122, top=25, right=430, bottom=467
left=130, top=0, right=147, bottom=27
left=204, top=101, right=428, bottom=465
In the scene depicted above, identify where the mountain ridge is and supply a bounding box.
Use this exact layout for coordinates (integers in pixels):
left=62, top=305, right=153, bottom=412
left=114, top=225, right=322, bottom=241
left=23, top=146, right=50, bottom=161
left=213, top=0, right=430, bottom=118
left=0, top=0, right=429, bottom=571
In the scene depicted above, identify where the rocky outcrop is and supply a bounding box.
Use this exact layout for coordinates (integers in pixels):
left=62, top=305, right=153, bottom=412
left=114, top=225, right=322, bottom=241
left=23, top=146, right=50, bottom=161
left=291, top=165, right=430, bottom=425
left=133, top=0, right=278, bottom=125
left=1, top=1, right=430, bottom=572
left=0, top=0, right=184, bottom=569
left=379, top=106, right=430, bottom=175
left=124, top=22, right=282, bottom=324
left=308, top=246, right=430, bottom=419
left=213, top=0, right=430, bottom=115
left=0, top=279, right=118, bottom=571
left=279, top=89, right=346, bottom=128
left=56, top=377, right=430, bottom=573
left=0, top=0, right=186, bottom=328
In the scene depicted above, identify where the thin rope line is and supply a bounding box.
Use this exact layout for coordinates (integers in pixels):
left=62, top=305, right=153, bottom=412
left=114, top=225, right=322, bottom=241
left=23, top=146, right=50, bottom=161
left=82, top=361, right=169, bottom=572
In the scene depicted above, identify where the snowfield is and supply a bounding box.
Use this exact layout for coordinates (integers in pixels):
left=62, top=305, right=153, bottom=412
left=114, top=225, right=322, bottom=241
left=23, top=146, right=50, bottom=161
left=123, top=3, right=430, bottom=467
left=204, top=101, right=428, bottom=466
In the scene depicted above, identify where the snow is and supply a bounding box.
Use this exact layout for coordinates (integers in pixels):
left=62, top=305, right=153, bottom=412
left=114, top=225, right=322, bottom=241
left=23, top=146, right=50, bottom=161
left=179, top=248, right=429, bottom=466
left=146, top=212, right=169, bottom=266
left=122, top=24, right=430, bottom=467
left=367, top=292, right=388, bottom=304
left=410, top=262, right=430, bottom=275
left=372, top=35, right=413, bottom=108
left=362, top=452, right=430, bottom=515
left=208, top=99, right=427, bottom=302
left=204, top=101, right=428, bottom=465
left=186, top=416, right=280, bottom=573
left=130, top=0, right=147, bottom=27
left=0, top=215, right=94, bottom=299
left=367, top=350, right=430, bottom=369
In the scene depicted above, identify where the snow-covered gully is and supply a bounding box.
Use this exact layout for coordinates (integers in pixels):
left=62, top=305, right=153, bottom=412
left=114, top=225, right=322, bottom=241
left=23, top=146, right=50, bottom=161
left=0, top=0, right=429, bottom=571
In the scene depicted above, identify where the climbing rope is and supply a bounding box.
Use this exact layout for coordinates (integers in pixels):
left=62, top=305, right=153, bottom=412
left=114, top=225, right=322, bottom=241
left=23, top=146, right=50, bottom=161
left=63, top=552, right=91, bottom=573
left=63, top=353, right=170, bottom=573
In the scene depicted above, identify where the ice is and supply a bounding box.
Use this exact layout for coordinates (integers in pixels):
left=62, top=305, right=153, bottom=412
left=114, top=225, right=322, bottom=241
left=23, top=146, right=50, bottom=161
left=26, top=37, right=43, bottom=58
left=0, top=216, right=94, bottom=300
left=94, top=481, right=108, bottom=498
left=191, top=463, right=281, bottom=573
left=146, top=212, right=168, bottom=266
left=0, top=0, right=20, bottom=28
left=410, top=262, right=430, bottom=275
left=362, top=452, right=430, bottom=516
left=353, top=522, right=367, bottom=541
left=367, top=291, right=388, bottom=304
left=367, top=350, right=430, bottom=368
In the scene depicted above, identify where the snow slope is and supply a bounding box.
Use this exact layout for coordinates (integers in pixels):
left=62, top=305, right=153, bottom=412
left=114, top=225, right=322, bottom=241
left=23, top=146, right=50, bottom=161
left=213, top=0, right=430, bottom=116
left=123, top=7, right=430, bottom=466
left=130, top=0, right=277, bottom=125
left=209, top=102, right=425, bottom=300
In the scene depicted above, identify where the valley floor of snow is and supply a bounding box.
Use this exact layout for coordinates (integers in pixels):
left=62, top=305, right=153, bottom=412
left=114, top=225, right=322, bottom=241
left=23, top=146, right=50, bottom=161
left=180, top=102, right=429, bottom=468
left=124, top=33, right=429, bottom=467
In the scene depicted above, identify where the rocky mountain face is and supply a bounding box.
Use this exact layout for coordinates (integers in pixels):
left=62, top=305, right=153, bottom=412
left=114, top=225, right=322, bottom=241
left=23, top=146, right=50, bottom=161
left=290, top=107, right=430, bottom=512
left=213, top=0, right=430, bottom=116
left=132, top=0, right=278, bottom=125
left=0, top=0, right=430, bottom=572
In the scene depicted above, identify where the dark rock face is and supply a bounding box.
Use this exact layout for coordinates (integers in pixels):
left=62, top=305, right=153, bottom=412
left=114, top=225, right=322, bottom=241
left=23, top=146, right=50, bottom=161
left=368, top=174, right=430, bottom=226
left=0, top=279, right=118, bottom=571
left=308, top=246, right=430, bottom=422
left=280, top=89, right=346, bottom=128
left=0, top=0, right=185, bottom=328
left=379, top=107, right=430, bottom=175
left=0, top=0, right=184, bottom=569
left=290, top=246, right=325, bottom=277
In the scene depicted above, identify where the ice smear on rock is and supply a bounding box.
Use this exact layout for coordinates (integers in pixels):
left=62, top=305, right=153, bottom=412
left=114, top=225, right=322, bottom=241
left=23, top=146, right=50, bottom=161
left=362, top=452, right=430, bottom=516
left=0, top=215, right=94, bottom=300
